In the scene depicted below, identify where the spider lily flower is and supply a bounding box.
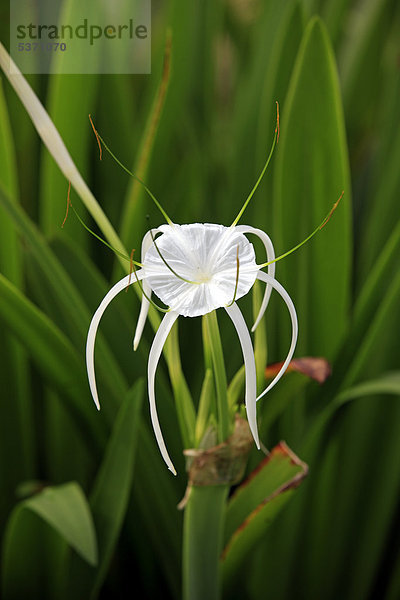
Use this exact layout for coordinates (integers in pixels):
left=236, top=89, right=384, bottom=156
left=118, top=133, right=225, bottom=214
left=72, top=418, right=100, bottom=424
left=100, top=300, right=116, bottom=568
left=0, top=43, right=335, bottom=477
left=86, top=221, right=298, bottom=475
left=0, top=42, right=296, bottom=475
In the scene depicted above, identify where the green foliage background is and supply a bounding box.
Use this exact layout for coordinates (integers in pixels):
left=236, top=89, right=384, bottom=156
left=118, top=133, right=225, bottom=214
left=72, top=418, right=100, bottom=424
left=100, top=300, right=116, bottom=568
left=0, top=0, right=400, bottom=598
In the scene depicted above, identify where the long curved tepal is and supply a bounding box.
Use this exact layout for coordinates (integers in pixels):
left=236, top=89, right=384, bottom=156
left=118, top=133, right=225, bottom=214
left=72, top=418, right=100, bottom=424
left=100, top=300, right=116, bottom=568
left=0, top=42, right=125, bottom=261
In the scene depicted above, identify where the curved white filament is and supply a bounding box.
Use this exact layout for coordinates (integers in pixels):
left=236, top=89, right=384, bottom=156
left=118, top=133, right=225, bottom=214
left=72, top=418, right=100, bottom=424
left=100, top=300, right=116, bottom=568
left=133, top=228, right=161, bottom=350
left=86, top=270, right=145, bottom=410
left=225, top=303, right=259, bottom=449
left=148, top=311, right=179, bottom=475
left=256, top=271, right=298, bottom=401
left=235, top=225, right=275, bottom=331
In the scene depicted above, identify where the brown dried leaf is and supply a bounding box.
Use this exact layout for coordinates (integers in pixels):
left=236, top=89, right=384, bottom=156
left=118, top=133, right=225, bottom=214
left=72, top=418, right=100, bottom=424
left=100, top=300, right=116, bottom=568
left=265, top=356, right=331, bottom=384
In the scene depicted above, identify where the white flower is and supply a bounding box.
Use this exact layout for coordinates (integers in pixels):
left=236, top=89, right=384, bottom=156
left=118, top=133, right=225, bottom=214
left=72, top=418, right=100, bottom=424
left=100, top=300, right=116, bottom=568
left=86, top=221, right=298, bottom=475
left=143, top=223, right=257, bottom=317
left=0, top=43, right=312, bottom=476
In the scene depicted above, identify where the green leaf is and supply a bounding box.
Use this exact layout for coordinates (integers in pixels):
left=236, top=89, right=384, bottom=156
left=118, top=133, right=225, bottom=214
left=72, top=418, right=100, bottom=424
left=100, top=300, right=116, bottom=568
left=148, top=0, right=205, bottom=214
left=259, top=372, right=310, bottom=441
left=0, top=273, right=80, bottom=391
left=336, top=371, right=400, bottom=403
left=39, top=0, right=98, bottom=243
left=1, top=504, right=69, bottom=600
left=0, top=41, right=126, bottom=263
left=0, top=76, right=34, bottom=526
left=273, top=16, right=352, bottom=359
left=33, top=483, right=97, bottom=564
left=0, top=187, right=128, bottom=416
left=386, top=546, right=400, bottom=600
left=0, top=81, right=19, bottom=279
left=183, top=486, right=229, bottom=600
left=296, top=373, right=400, bottom=595
left=127, top=423, right=183, bottom=598
left=320, top=0, right=352, bottom=45
left=344, top=402, right=400, bottom=600
left=119, top=32, right=171, bottom=248
left=0, top=273, right=106, bottom=450
left=255, top=0, right=305, bottom=204
left=300, top=371, right=400, bottom=598
left=222, top=442, right=308, bottom=585
left=89, top=380, right=144, bottom=594
left=340, top=0, right=393, bottom=142
left=68, top=379, right=144, bottom=598
left=42, top=235, right=140, bottom=486
left=331, top=219, right=400, bottom=389
left=47, top=244, right=183, bottom=595
left=50, top=233, right=145, bottom=380
left=2, top=483, right=96, bottom=599
left=303, top=371, right=400, bottom=459
left=359, top=69, right=400, bottom=285
left=2, top=483, right=98, bottom=590
left=343, top=269, right=400, bottom=386
left=228, top=0, right=299, bottom=215
left=49, top=234, right=184, bottom=460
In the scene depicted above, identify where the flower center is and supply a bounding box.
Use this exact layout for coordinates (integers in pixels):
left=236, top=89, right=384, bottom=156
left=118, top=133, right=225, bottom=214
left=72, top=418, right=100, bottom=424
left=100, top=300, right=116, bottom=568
left=196, top=268, right=212, bottom=283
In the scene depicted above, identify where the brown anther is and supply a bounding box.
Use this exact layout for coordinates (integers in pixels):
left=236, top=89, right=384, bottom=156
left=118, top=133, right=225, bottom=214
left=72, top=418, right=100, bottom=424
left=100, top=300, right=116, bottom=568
left=320, top=190, right=344, bottom=230
left=61, top=181, right=71, bottom=228
left=89, top=114, right=102, bottom=160
left=275, top=101, right=280, bottom=144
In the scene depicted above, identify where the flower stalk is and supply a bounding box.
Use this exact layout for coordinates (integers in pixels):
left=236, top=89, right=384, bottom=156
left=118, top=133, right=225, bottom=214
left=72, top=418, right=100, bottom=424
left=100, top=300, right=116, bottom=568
left=203, top=311, right=230, bottom=443
left=182, top=417, right=254, bottom=600
left=183, top=486, right=228, bottom=600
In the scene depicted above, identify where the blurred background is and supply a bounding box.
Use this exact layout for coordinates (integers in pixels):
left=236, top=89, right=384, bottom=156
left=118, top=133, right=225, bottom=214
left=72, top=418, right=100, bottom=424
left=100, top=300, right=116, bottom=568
left=0, top=0, right=400, bottom=598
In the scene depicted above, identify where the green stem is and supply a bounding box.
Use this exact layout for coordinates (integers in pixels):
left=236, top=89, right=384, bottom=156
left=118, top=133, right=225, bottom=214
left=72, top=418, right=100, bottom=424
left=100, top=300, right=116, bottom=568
left=166, top=322, right=196, bottom=448
left=183, top=486, right=229, bottom=600
left=203, top=311, right=230, bottom=443
left=195, top=369, right=214, bottom=446
left=252, top=280, right=268, bottom=394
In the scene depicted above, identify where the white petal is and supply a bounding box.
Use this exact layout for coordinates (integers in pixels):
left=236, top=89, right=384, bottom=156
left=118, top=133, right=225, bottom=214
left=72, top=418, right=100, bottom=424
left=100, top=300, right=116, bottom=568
left=86, top=270, right=145, bottom=410
left=256, top=271, right=298, bottom=401
left=143, top=223, right=258, bottom=317
left=148, top=311, right=179, bottom=475
left=133, top=228, right=161, bottom=350
left=235, top=225, right=275, bottom=331
left=225, top=303, right=259, bottom=449
left=133, top=281, right=151, bottom=351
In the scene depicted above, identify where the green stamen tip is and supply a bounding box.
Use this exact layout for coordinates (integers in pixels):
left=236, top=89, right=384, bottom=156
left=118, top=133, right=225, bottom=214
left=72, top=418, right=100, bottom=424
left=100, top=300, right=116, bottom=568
left=69, top=204, right=142, bottom=266
left=131, top=261, right=170, bottom=313
left=231, top=103, right=279, bottom=227
left=259, top=192, right=344, bottom=269
left=89, top=116, right=172, bottom=225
